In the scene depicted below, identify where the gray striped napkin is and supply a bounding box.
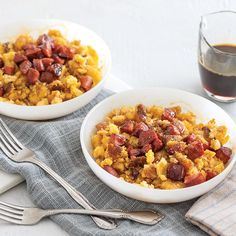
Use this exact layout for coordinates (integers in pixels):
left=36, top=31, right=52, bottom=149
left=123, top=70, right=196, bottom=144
left=185, top=167, right=236, bottom=236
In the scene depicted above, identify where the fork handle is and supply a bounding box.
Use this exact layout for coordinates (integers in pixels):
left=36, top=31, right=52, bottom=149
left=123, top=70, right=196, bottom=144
left=44, top=208, right=164, bottom=225
left=27, top=157, right=116, bottom=230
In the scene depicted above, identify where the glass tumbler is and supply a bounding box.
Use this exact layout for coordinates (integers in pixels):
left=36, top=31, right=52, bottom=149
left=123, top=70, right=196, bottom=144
left=198, top=11, right=236, bottom=102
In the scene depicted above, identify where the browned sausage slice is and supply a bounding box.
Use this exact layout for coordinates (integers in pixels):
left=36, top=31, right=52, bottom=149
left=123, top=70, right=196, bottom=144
left=216, top=147, right=232, bottom=164
left=20, top=60, right=32, bottom=75
left=14, top=53, right=27, bottom=64
left=167, top=163, right=185, bottom=181
left=184, top=173, right=206, bottom=187
left=27, top=68, right=39, bottom=85
left=33, top=59, right=45, bottom=72
left=80, top=75, right=93, bottom=91
left=3, top=66, right=15, bottom=75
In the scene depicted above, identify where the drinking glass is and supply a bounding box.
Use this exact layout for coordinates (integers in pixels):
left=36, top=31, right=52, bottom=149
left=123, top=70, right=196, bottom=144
left=198, top=10, right=236, bottom=102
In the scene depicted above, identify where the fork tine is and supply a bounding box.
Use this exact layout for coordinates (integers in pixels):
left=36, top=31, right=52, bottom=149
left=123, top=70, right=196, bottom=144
left=0, top=209, right=23, bottom=220
left=0, top=140, right=13, bottom=158
left=0, top=203, right=24, bottom=215
left=0, top=214, right=22, bottom=224
left=0, top=125, right=21, bottom=152
left=0, top=135, right=17, bottom=155
left=0, top=201, right=24, bottom=211
left=0, top=119, right=23, bottom=150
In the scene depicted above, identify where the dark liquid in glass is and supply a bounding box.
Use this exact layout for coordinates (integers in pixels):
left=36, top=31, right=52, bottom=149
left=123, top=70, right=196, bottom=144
left=199, top=44, right=236, bottom=97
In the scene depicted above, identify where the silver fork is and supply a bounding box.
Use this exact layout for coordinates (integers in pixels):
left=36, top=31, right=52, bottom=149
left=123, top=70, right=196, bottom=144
left=0, top=118, right=117, bottom=230
left=0, top=201, right=163, bottom=225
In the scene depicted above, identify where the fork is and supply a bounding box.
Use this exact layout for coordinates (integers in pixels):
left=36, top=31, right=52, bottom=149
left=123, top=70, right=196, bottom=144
left=0, top=201, right=163, bottom=225
left=0, top=119, right=117, bottom=229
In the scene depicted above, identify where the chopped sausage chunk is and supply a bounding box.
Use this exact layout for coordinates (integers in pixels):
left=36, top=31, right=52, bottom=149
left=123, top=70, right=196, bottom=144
left=216, top=147, right=232, bottom=164
left=139, top=129, right=157, bottom=147
left=14, top=54, right=27, bottom=64
left=3, top=66, right=15, bottom=75
left=120, top=120, right=134, bottom=134
left=20, top=60, right=32, bottom=75
left=133, top=122, right=149, bottom=137
left=167, top=163, right=185, bottom=181
left=110, top=134, right=126, bottom=146
left=162, top=108, right=176, bottom=121
left=103, top=166, right=119, bottom=177
left=80, top=75, right=93, bottom=91
left=187, top=141, right=204, bottom=160
left=33, top=59, right=45, bottom=72
left=40, top=71, right=55, bottom=83
left=0, top=86, right=4, bottom=96
left=184, top=173, right=206, bottom=187
left=27, top=68, right=39, bottom=85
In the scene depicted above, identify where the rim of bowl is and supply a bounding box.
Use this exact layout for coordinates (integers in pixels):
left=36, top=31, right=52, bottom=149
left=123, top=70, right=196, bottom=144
left=80, top=87, right=236, bottom=193
left=0, top=19, right=112, bottom=109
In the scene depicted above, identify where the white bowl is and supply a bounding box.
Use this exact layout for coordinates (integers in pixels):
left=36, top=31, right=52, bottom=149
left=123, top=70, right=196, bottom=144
left=0, top=19, right=111, bottom=120
left=81, top=88, right=236, bottom=203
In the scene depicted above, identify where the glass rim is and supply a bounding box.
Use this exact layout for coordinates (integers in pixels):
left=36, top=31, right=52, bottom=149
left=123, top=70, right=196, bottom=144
left=200, top=10, right=236, bottom=57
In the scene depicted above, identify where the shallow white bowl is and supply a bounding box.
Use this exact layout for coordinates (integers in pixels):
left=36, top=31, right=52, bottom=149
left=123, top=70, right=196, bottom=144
left=0, top=19, right=111, bottom=120
left=81, top=88, right=236, bottom=203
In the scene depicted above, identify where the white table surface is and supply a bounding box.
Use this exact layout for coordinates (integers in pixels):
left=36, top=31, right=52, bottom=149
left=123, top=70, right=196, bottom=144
left=1, top=0, right=236, bottom=235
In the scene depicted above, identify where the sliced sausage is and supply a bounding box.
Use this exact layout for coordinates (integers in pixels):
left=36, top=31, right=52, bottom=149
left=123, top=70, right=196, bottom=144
left=166, top=124, right=181, bottom=135
left=103, top=165, right=119, bottom=177
left=185, top=133, right=196, bottom=144
left=0, top=86, right=4, bottom=97
left=54, top=45, right=75, bottom=59
left=137, top=104, right=147, bottom=121
left=206, top=170, right=217, bottom=180
left=133, top=122, right=149, bottom=137
left=184, top=173, right=206, bottom=187
left=167, top=163, right=185, bottom=181
left=42, top=58, right=54, bottom=67
left=152, top=136, right=163, bottom=152
left=120, top=120, right=134, bottom=134
left=141, top=144, right=152, bottom=153
left=216, top=146, right=232, bottom=164
left=110, top=134, right=126, bottom=146
left=3, top=66, right=15, bottom=75
left=127, top=146, right=142, bottom=157
left=80, top=75, right=93, bottom=91
left=47, top=63, right=62, bottom=77
left=162, top=108, right=176, bottom=121
left=14, top=53, right=27, bottom=64
left=40, top=42, right=52, bottom=58
left=172, top=120, right=185, bottom=134
left=128, top=156, right=146, bottom=168
left=25, top=47, right=41, bottom=59
left=20, top=60, right=32, bottom=75
left=108, top=143, right=122, bottom=158
left=37, top=34, right=54, bottom=46
left=52, top=55, right=65, bottom=65
left=131, top=168, right=140, bottom=179
left=139, top=129, right=157, bottom=147
left=27, top=68, right=39, bottom=85
left=22, top=43, right=36, bottom=50
left=187, top=141, right=204, bottom=160
left=33, top=59, right=45, bottom=72
left=40, top=71, right=55, bottom=84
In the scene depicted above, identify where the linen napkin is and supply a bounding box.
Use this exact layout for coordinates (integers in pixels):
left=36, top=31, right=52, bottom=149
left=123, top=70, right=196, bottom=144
left=185, top=167, right=236, bottom=236
left=0, top=90, right=207, bottom=236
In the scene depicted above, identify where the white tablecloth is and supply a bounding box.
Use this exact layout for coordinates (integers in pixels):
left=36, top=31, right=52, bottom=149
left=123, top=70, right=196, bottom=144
left=1, top=0, right=236, bottom=235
